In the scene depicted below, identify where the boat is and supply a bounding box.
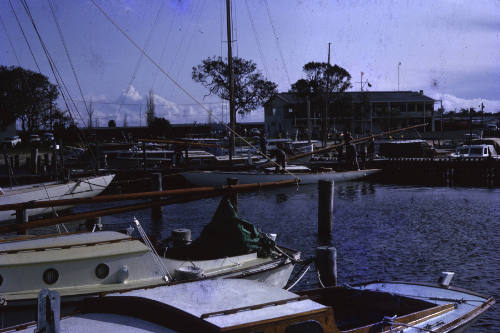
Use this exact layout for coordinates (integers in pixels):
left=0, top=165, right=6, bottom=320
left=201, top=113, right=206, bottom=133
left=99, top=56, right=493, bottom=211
left=0, top=174, right=115, bottom=222
left=450, top=143, right=499, bottom=159
left=180, top=166, right=380, bottom=186
left=0, top=197, right=299, bottom=327
left=8, top=276, right=494, bottom=332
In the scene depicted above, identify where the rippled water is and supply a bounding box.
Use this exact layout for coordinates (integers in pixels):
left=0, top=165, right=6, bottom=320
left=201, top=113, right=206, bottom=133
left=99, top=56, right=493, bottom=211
left=79, top=182, right=499, bottom=332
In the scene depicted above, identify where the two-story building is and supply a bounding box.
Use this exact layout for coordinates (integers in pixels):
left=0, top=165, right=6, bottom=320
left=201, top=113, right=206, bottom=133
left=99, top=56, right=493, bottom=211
left=264, top=90, right=436, bottom=138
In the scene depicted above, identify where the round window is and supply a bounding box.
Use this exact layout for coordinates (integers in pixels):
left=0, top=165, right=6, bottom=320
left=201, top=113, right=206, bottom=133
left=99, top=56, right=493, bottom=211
left=43, top=268, right=59, bottom=285
left=95, top=264, right=110, bottom=279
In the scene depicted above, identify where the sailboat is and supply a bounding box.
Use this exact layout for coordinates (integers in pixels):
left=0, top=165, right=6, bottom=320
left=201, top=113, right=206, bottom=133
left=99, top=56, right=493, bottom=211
left=0, top=174, right=115, bottom=223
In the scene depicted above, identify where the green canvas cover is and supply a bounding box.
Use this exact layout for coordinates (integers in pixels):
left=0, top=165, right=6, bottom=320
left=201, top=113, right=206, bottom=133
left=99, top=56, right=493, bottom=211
left=165, top=196, right=275, bottom=260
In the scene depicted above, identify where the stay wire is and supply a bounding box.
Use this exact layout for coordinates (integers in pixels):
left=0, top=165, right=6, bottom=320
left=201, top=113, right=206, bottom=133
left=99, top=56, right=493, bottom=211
left=47, top=0, right=91, bottom=123
left=244, top=0, right=269, bottom=78
left=90, top=0, right=299, bottom=180
left=8, top=0, right=41, bottom=72
left=19, top=0, right=97, bottom=164
left=0, top=14, right=22, bottom=67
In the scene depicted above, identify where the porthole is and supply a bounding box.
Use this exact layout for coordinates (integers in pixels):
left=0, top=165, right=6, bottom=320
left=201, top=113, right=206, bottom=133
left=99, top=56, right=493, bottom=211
left=43, top=268, right=59, bottom=285
left=95, top=263, right=110, bottom=279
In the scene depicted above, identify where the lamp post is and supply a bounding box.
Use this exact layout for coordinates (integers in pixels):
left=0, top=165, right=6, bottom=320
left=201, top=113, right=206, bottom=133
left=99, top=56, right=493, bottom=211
left=397, top=62, right=402, bottom=91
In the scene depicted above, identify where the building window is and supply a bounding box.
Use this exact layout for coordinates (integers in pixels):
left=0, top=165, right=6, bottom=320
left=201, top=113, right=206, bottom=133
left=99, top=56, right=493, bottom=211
left=272, top=108, right=276, bottom=116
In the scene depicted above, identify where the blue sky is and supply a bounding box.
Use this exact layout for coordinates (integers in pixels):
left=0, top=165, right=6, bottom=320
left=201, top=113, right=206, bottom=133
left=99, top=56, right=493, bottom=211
left=1, top=0, right=499, bottom=126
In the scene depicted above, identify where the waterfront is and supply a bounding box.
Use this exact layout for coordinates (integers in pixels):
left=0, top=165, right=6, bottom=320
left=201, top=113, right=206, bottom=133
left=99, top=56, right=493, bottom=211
left=71, top=181, right=499, bottom=332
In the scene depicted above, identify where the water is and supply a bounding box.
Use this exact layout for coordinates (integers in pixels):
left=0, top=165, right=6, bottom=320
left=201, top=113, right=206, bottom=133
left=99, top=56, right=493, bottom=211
left=76, top=181, right=500, bottom=332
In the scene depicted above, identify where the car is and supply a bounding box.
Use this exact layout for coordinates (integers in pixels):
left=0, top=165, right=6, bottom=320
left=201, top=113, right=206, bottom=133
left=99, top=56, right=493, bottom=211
left=41, top=132, right=55, bottom=142
left=1, top=135, right=21, bottom=147
left=29, top=134, right=41, bottom=143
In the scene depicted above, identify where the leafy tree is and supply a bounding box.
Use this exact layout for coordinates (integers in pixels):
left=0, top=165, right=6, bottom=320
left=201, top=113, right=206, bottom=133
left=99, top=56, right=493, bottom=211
left=108, top=119, right=116, bottom=127
left=192, top=56, right=277, bottom=116
left=0, top=65, right=58, bottom=133
left=290, top=62, right=351, bottom=142
left=149, top=117, right=171, bottom=137
left=146, top=89, right=155, bottom=126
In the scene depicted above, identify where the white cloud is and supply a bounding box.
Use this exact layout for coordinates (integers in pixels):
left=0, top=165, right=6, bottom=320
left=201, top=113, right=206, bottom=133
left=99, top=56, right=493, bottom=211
left=430, top=92, right=500, bottom=113
left=122, top=85, right=142, bottom=101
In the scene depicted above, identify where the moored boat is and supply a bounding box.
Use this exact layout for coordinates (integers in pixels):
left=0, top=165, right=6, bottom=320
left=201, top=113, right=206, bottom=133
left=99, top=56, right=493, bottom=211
left=7, top=276, right=494, bottom=332
left=181, top=166, right=380, bottom=186
left=0, top=174, right=115, bottom=222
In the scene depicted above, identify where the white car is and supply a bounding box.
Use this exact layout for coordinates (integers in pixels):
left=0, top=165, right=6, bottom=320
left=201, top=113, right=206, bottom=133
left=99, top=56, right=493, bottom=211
left=1, top=136, right=21, bottom=147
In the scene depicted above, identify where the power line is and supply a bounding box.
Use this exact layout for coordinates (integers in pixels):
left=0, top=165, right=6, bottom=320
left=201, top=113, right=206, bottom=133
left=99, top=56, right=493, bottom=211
left=0, top=14, right=22, bottom=66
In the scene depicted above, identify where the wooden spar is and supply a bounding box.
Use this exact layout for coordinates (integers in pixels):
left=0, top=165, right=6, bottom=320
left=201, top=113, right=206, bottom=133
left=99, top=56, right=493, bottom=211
left=0, top=191, right=223, bottom=234
left=0, top=179, right=299, bottom=211
left=287, top=123, right=428, bottom=162
left=138, top=138, right=220, bottom=148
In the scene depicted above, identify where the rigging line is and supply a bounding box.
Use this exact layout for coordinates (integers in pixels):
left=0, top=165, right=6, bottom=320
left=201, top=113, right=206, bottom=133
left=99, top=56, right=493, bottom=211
left=231, top=0, right=238, bottom=57
left=151, top=4, right=177, bottom=89
left=90, top=0, right=300, bottom=178
left=0, top=14, right=22, bottom=67
left=263, top=0, right=291, bottom=86
left=244, top=0, right=269, bottom=78
left=117, top=0, right=166, bottom=115
left=47, top=0, right=91, bottom=121
left=20, top=0, right=95, bottom=161
left=8, top=0, right=41, bottom=72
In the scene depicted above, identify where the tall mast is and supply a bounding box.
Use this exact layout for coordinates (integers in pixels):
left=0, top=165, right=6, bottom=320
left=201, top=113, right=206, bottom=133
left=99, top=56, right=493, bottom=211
left=226, top=0, right=235, bottom=163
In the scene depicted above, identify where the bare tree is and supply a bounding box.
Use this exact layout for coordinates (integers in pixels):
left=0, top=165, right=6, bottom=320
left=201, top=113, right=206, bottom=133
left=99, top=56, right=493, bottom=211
left=86, top=99, right=95, bottom=128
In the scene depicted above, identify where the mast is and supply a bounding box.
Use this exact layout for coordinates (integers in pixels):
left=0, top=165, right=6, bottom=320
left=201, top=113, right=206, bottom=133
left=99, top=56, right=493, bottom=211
left=226, top=0, right=235, bottom=164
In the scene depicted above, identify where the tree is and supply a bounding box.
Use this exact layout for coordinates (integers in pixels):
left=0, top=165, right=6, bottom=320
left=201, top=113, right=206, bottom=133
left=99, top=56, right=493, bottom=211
left=149, top=117, right=171, bottom=137
left=192, top=56, right=277, bottom=116
left=108, top=119, right=116, bottom=127
left=86, top=99, right=95, bottom=128
left=146, top=89, right=155, bottom=126
left=290, top=62, right=351, bottom=142
left=0, top=65, right=58, bottom=133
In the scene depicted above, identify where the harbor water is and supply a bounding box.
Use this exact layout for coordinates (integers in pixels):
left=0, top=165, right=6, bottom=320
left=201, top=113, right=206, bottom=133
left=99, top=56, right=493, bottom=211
left=74, top=181, right=499, bottom=332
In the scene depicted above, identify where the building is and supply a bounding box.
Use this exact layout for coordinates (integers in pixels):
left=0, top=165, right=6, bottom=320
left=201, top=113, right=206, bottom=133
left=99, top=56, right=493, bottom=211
left=264, top=90, right=437, bottom=138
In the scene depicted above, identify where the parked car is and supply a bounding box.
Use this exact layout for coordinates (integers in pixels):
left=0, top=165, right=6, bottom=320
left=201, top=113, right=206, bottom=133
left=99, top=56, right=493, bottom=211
left=378, top=139, right=436, bottom=158
left=29, top=134, right=41, bottom=143
left=41, top=132, right=55, bottom=142
left=1, top=136, right=21, bottom=147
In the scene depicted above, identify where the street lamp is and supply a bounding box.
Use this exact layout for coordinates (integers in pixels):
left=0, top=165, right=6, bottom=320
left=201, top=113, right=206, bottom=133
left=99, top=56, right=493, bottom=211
left=397, top=62, right=402, bottom=91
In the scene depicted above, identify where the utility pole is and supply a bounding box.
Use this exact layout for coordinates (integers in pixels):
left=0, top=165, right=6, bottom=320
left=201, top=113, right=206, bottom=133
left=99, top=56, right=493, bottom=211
left=226, top=0, right=235, bottom=164
left=397, top=62, right=402, bottom=91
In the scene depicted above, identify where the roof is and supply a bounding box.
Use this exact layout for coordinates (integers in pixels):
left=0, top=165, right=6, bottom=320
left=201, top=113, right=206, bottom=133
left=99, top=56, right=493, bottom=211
left=267, top=90, right=435, bottom=105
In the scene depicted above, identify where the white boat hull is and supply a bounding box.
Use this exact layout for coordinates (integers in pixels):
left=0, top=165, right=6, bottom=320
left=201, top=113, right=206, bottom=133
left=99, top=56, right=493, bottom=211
left=181, top=168, right=380, bottom=186
left=0, top=174, right=115, bottom=222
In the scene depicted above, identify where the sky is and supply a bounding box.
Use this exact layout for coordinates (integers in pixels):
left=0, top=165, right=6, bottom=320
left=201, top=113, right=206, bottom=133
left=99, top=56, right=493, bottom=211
left=0, top=0, right=499, bottom=126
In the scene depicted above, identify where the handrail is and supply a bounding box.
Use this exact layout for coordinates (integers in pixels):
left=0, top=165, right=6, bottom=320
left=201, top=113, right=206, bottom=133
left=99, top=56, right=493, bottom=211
left=0, top=179, right=299, bottom=211
left=0, top=179, right=299, bottom=234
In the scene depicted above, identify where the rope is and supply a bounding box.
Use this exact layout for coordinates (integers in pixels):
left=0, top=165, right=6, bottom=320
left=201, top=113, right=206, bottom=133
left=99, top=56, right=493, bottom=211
left=134, top=217, right=171, bottom=282
left=89, top=0, right=300, bottom=181
left=286, top=264, right=310, bottom=291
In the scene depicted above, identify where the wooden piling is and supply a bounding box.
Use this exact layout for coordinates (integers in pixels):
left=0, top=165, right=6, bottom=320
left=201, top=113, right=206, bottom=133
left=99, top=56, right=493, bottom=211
left=31, top=148, right=38, bottom=174
left=315, top=246, right=337, bottom=287
left=16, top=208, right=28, bottom=235
left=227, top=178, right=239, bottom=213
left=151, top=173, right=163, bottom=220
left=14, top=154, right=19, bottom=170
left=318, top=180, right=334, bottom=237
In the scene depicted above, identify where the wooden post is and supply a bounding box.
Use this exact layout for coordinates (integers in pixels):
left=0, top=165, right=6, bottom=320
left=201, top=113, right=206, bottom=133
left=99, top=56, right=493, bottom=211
left=16, top=208, right=28, bottom=235
left=14, top=154, right=19, bottom=170
left=151, top=173, right=163, bottom=220
left=315, top=246, right=337, bottom=287
left=142, top=142, right=146, bottom=170
left=318, top=180, right=334, bottom=237
left=31, top=148, right=39, bottom=174
left=227, top=178, right=239, bottom=214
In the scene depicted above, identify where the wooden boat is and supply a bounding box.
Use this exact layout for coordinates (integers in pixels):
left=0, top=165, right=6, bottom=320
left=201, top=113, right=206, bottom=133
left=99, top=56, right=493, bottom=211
left=180, top=166, right=380, bottom=186
left=8, top=277, right=494, bottom=332
left=0, top=198, right=299, bottom=327
left=0, top=174, right=115, bottom=222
